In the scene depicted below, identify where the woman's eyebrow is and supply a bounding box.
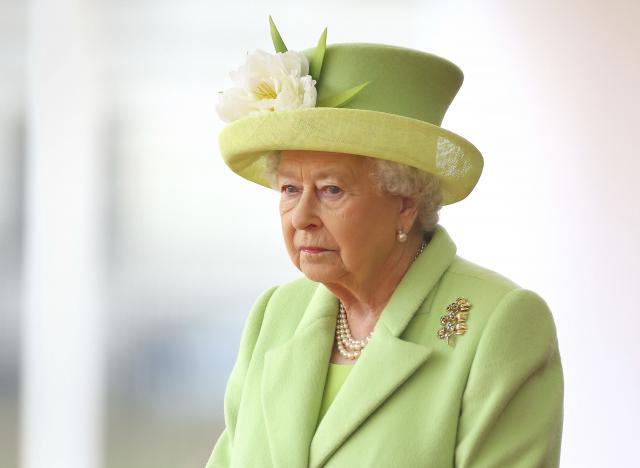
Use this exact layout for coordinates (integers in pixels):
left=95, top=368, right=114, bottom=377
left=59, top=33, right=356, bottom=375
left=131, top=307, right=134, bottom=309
left=313, top=167, right=355, bottom=181
left=275, top=169, right=299, bottom=180
left=277, top=168, right=354, bottom=182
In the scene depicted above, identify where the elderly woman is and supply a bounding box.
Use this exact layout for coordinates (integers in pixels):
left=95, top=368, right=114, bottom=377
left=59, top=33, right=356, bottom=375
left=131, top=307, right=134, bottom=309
left=206, top=19, right=563, bottom=468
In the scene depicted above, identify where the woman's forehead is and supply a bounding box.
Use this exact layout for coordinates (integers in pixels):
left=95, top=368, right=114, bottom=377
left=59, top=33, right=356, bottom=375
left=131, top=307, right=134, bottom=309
left=277, top=150, right=369, bottom=179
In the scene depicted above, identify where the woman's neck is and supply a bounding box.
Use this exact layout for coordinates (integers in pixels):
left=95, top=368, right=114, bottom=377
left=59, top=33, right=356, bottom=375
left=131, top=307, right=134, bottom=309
left=324, top=229, right=425, bottom=325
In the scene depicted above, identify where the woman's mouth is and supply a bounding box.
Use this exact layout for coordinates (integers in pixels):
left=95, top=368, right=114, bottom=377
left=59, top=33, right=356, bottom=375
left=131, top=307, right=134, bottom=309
left=300, top=246, right=329, bottom=254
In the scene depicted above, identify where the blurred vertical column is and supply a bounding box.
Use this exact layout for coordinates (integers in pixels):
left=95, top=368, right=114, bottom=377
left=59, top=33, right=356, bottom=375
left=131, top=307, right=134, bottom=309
left=21, top=0, right=105, bottom=467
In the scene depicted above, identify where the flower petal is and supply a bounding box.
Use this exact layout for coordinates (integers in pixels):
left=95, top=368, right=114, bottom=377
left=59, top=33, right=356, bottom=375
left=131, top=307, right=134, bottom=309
left=218, top=47, right=318, bottom=122
left=216, top=88, right=259, bottom=122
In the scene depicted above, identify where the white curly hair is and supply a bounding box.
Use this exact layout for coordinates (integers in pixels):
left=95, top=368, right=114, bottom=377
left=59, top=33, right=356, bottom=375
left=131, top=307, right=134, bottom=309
left=263, top=150, right=442, bottom=233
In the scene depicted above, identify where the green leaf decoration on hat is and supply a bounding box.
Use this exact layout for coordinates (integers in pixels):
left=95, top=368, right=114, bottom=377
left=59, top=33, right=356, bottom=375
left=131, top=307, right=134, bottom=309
left=268, top=15, right=288, bottom=53
left=309, top=27, right=327, bottom=81
left=317, top=81, right=371, bottom=108
left=267, top=16, right=369, bottom=109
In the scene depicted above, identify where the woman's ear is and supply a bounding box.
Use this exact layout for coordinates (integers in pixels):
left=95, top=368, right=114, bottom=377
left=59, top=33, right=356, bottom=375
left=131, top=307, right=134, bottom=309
left=398, top=196, right=420, bottom=232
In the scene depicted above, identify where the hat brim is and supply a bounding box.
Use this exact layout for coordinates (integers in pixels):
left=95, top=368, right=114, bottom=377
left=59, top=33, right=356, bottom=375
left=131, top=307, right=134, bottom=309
left=218, top=107, right=483, bottom=205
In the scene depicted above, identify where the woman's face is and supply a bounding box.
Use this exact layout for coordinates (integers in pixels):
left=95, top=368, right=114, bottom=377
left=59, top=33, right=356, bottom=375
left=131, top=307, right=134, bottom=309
left=277, top=150, right=414, bottom=290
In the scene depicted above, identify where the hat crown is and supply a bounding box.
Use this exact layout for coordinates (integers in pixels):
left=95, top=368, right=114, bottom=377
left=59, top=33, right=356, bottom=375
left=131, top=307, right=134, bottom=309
left=303, top=43, right=464, bottom=126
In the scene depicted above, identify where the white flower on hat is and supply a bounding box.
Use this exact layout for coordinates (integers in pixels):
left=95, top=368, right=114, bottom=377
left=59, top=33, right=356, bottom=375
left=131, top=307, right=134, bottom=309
left=216, top=49, right=317, bottom=123
left=216, top=16, right=370, bottom=123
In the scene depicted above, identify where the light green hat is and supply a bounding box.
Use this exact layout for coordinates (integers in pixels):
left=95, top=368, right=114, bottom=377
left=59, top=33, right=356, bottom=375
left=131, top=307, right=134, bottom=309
left=217, top=18, right=483, bottom=205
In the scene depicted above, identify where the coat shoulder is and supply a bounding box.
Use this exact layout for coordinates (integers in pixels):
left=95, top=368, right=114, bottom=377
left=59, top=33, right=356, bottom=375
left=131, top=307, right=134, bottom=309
left=446, top=255, right=521, bottom=290
left=426, top=255, right=525, bottom=332
left=432, top=255, right=555, bottom=344
left=439, top=255, right=522, bottom=303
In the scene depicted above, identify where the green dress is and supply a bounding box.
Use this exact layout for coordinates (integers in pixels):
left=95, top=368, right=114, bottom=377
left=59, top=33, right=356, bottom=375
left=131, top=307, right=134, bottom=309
left=316, top=362, right=354, bottom=429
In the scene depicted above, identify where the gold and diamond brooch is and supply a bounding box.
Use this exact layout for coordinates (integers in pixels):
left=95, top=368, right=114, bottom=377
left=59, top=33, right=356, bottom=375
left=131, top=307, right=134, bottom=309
left=437, top=298, right=471, bottom=346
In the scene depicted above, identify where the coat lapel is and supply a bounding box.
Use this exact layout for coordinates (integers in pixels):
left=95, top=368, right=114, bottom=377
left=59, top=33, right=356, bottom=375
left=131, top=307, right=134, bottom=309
left=262, top=225, right=457, bottom=468
left=310, top=226, right=457, bottom=468
left=261, top=284, right=338, bottom=468
left=309, top=325, right=433, bottom=468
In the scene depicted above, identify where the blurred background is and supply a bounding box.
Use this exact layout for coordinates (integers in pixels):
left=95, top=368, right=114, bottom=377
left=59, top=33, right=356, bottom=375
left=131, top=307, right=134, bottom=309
left=1, top=0, right=638, bottom=467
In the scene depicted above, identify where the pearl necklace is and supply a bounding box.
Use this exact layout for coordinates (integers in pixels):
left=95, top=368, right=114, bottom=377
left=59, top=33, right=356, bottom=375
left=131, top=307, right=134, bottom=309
left=335, top=238, right=428, bottom=360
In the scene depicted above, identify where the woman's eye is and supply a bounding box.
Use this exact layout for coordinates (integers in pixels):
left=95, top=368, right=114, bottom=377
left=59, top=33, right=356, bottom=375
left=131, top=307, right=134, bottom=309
left=280, top=184, right=299, bottom=194
left=323, top=185, right=343, bottom=195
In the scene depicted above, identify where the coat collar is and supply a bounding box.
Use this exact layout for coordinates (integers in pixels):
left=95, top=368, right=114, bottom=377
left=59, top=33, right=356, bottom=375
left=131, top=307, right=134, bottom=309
left=261, top=225, right=457, bottom=468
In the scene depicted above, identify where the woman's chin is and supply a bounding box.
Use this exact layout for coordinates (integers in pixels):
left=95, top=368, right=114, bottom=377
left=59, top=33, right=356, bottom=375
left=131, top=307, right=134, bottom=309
left=299, top=264, right=341, bottom=284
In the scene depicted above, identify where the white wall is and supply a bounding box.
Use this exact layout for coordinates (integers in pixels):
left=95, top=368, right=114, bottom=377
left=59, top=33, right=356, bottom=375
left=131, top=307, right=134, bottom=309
left=13, top=0, right=640, bottom=467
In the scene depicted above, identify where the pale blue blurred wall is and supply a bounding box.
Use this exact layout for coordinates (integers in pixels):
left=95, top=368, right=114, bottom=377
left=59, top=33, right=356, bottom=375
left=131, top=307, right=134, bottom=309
left=0, top=1, right=24, bottom=467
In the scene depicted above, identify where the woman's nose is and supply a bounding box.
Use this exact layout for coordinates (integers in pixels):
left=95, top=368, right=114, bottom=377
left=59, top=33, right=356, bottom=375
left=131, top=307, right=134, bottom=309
left=291, top=189, right=321, bottom=230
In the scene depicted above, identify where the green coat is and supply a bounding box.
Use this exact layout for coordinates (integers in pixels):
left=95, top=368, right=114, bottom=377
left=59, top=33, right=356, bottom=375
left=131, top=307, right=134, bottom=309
left=206, top=225, right=563, bottom=468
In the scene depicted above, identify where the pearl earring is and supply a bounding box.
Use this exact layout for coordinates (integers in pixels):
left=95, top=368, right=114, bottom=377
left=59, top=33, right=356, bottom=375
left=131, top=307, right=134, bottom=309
left=397, top=228, right=407, bottom=242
